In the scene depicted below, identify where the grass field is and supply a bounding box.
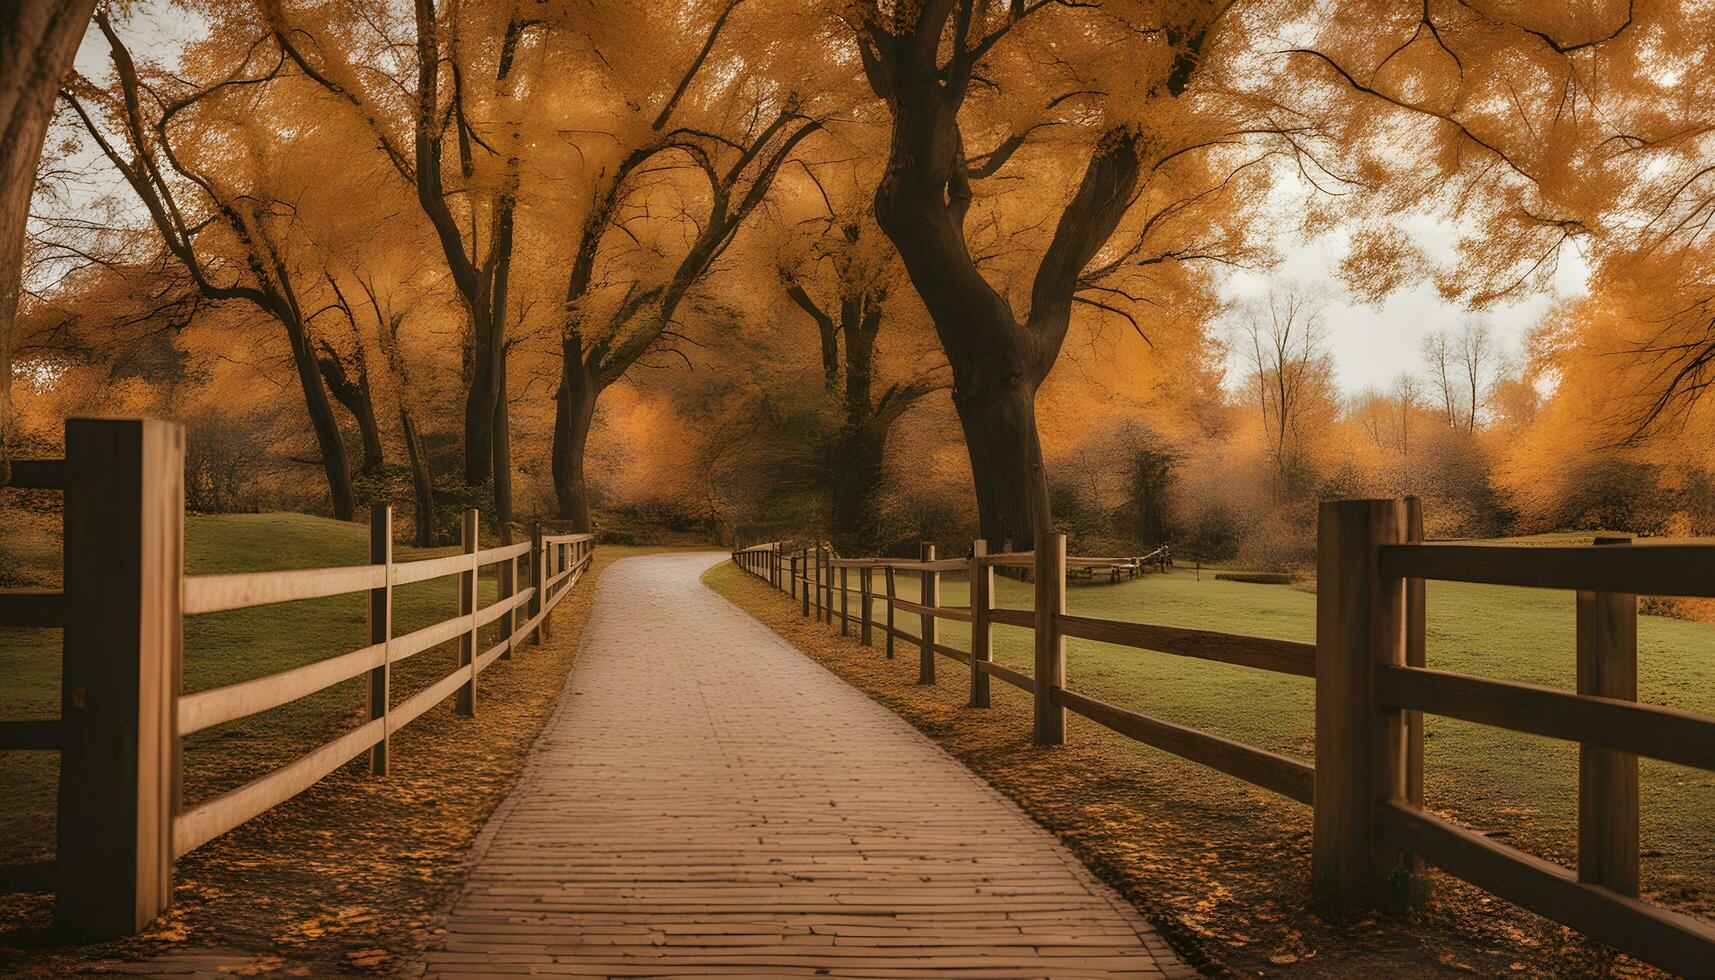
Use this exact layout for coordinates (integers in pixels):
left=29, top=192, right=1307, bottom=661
left=833, top=563, right=1715, bottom=919
left=0, top=512, right=536, bottom=871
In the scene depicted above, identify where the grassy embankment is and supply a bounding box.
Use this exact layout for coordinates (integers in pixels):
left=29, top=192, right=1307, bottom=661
left=0, top=513, right=659, bottom=975
left=706, top=555, right=1715, bottom=978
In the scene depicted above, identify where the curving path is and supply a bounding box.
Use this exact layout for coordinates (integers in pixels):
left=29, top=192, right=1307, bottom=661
left=418, top=552, right=1192, bottom=978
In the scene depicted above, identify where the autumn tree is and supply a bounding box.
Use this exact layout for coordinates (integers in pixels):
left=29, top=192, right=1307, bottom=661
left=772, top=162, right=946, bottom=552
left=64, top=10, right=359, bottom=518
left=548, top=0, right=827, bottom=530
left=845, top=0, right=1287, bottom=550
left=269, top=0, right=548, bottom=528
left=1, top=1, right=96, bottom=470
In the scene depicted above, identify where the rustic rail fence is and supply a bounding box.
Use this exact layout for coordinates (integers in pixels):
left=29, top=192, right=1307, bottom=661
left=732, top=499, right=1715, bottom=977
left=0, top=418, right=594, bottom=939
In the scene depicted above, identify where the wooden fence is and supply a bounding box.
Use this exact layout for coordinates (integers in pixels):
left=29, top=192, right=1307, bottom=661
left=0, top=418, right=594, bottom=939
left=732, top=499, right=1715, bottom=977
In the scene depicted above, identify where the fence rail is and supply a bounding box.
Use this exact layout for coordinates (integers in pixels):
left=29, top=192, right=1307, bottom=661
left=732, top=503, right=1715, bottom=977
left=1, top=417, right=596, bottom=940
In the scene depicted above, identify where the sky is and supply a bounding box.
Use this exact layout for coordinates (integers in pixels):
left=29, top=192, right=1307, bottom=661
left=1220, top=214, right=1591, bottom=396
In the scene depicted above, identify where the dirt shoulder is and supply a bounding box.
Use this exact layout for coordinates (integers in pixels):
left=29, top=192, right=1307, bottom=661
left=0, top=546, right=648, bottom=978
left=703, top=560, right=1661, bottom=979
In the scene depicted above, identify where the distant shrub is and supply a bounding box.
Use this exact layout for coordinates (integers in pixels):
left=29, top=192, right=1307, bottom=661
left=1215, top=571, right=1294, bottom=585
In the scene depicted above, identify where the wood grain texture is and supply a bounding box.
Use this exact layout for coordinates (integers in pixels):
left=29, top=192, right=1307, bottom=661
left=1380, top=542, right=1715, bottom=597
left=1050, top=688, right=1313, bottom=806
left=419, top=553, right=1191, bottom=979
left=1313, top=499, right=1410, bottom=910
left=1375, top=665, right=1715, bottom=771
left=1377, top=803, right=1715, bottom=978
left=1055, top=614, right=1314, bottom=677
left=1576, top=552, right=1639, bottom=897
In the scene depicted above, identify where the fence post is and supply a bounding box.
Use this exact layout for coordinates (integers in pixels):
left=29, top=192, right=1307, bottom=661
left=918, top=544, right=938, bottom=684
left=884, top=566, right=896, bottom=659
left=57, top=417, right=182, bottom=938
left=541, top=538, right=556, bottom=642
left=970, top=540, right=991, bottom=708
left=530, top=523, right=545, bottom=645
left=772, top=545, right=781, bottom=589
left=1033, top=532, right=1066, bottom=745
left=859, top=567, right=873, bottom=646
left=814, top=546, right=824, bottom=621
left=499, top=534, right=516, bottom=661
left=457, top=509, right=478, bottom=716
left=801, top=551, right=811, bottom=616
left=1313, top=498, right=1412, bottom=909
left=367, top=504, right=392, bottom=774
left=1578, top=535, right=1638, bottom=897
left=822, top=548, right=832, bottom=623
left=840, top=565, right=850, bottom=636
left=1404, top=497, right=1425, bottom=813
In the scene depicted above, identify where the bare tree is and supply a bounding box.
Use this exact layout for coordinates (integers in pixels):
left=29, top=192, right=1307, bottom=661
left=1457, top=320, right=1496, bottom=433
left=1392, top=372, right=1421, bottom=460
left=1422, top=322, right=1496, bottom=432
left=1422, top=329, right=1458, bottom=429
left=1236, top=288, right=1330, bottom=481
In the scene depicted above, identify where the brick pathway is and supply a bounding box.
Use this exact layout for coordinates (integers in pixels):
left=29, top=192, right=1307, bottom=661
left=418, top=552, right=1193, bottom=978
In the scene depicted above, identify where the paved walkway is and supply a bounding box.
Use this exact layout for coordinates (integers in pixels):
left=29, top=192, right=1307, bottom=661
left=419, top=552, right=1192, bottom=978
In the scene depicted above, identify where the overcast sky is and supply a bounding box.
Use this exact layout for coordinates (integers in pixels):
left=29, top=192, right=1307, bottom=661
left=1219, top=215, right=1590, bottom=396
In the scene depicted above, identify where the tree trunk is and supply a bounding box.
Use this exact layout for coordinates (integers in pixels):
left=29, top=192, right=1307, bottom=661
left=951, top=360, right=1049, bottom=553
left=400, top=404, right=434, bottom=547
left=316, top=350, right=384, bottom=475
left=552, top=339, right=599, bottom=532
left=464, top=324, right=498, bottom=487
left=0, top=0, right=97, bottom=462
left=828, top=419, right=886, bottom=555
left=284, top=321, right=356, bottom=520
left=491, top=351, right=514, bottom=540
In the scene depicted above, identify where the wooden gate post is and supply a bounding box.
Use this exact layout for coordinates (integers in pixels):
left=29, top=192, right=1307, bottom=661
left=58, top=417, right=182, bottom=939
left=1033, top=532, right=1066, bottom=745
left=1578, top=535, right=1639, bottom=897
left=970, top=540, right=992, bottom=708
left=772, top=545, right=781, bottom=590
left=530, top=523, right=545, bottom=645
left=918, top=543, right=938, bottom=684
left=457, top=509, right=478, bottom=716
left=1313, top=498, right=1412, bottom=909
left=367, top=504, right=393, bottom=773
left=840, top=565, right=850, bottom=636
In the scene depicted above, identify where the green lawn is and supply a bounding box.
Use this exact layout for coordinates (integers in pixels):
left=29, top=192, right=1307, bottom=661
left=850, top=565, right=1715, bottom=910
left=0, top=512, right=527, bottom=870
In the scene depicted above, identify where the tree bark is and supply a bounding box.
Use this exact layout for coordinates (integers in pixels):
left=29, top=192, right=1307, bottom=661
left=316, top=346, right=384, bottom=475
left=281, top=312, right=357, bottom=519
left=400, top=404, right=434, bottom=547
left=0, top=0, right=98, bottom=461
left=552, top=336, right=599, bottom=531
left=490, top=350, right=514, bottom=539
left=854, top=3, right=1210, bottom=551
left=951, top=363, right=1048, bottom=551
